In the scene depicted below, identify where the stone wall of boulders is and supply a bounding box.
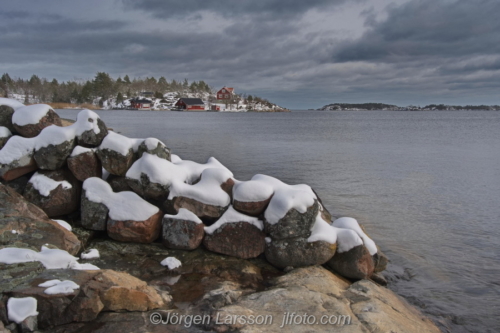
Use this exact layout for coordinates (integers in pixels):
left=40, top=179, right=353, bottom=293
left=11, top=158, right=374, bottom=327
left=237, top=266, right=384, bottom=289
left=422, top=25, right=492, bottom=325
left=0, top=102, right=388, bottom=283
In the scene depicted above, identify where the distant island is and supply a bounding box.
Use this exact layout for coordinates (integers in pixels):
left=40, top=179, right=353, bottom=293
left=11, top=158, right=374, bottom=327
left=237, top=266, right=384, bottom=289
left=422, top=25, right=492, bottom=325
left=318, top=103, right=500, bottom=111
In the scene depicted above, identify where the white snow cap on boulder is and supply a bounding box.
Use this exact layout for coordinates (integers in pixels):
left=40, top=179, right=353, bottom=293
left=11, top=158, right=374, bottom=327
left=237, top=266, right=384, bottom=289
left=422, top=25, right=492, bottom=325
left=12, top=104, right=54, bottom=126
left=239, top=174, right=317, bottom=224
left=0, top=135, right=36, bottom=164
left=83, top=177, right=159, bottom=221
left=0, top=97, right=25, bottom=110
left=172, top=155, right=232, bottom=184
left=126, top=153, right=188, bottom=186
left=99, top=131, right=143, bottom=155
left=307, top=214, right=378, bottom=255
left=7, top=297, right=38, bottom=324
left=29, top=172, right=72, bottom=197
left=205, top=206, right=264, bottom=234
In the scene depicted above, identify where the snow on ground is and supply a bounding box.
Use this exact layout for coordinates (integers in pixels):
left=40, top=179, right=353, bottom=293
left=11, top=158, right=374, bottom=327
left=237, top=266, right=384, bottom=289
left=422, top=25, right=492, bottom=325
left=70, top=146, right=94, bottom=157
left=161, top=257, right=182, bottom=270
left=168, top=167, right=233, bottom=206
left=307, top=213, right=367, bottom=253
left=0, top=246, right=99, bottom=270
left=332, top=217, right=377, bottom=255
left=52, top=220, right=72, bottom=231
left=0, top=97, right=25, bottom=110
left=164, top=208, right=202, bottom=224
left=81, top=249, right=100, bottom=260
left=236, top=174, right=317, bottom=225
left=29, top=172, right=72, bottom=197
left=38, top=279, right=80, bottom=295
left=12, top=104, right=54, bottom=126
left=205, top=206, right=263, bottom=234
left=83, top=177, right=159, bottom=221
left=99, top=131, right=143, bottom=155
left=7, top=297, right=38, bottom=324
left=0, top=126, right=12, bottom=138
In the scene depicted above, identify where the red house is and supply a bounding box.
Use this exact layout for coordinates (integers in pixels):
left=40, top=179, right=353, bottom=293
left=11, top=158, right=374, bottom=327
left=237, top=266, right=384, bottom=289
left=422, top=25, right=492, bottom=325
left=175, top=98, right=205, bottom=111
left=216, top=87, right=234, bottom=100
left=129, top=98, right=152, bottom=110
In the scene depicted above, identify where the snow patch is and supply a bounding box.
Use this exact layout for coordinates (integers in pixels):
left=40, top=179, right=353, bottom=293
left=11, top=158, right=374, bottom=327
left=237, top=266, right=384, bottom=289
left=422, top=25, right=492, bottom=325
left=0, top=246, right=100, bottom=270
left=29, top=172, right=72, bottom=197
left=12, top=104, right=54, bottom=126
left=53, top=220, right=72, bottom=231
left=38, top=279, right=80, bottom=295
left=233, top=179, right=274, bottom=202
left=205, top=206, right=263, bottom=234
left=83, top=177, right=159, bottom=221
left=161, top=257, right=181, bottom=270
left=81, top=249, right=100, bottom=260
left=7, top=297, right=38, bottom=324
left=0, top=126, right=12, bottom=138
left=164, top=208, right=202, bottom=224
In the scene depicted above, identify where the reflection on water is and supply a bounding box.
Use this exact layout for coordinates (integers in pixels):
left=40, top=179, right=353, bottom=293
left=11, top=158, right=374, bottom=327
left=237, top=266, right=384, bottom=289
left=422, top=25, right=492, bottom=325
left=56, top=109, right=500, bottom=332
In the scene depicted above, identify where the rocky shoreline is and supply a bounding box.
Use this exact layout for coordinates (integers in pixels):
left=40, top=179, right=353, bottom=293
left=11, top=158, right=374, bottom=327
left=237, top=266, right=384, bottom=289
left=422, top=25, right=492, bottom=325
left=0, top=99, right=440, bottom=332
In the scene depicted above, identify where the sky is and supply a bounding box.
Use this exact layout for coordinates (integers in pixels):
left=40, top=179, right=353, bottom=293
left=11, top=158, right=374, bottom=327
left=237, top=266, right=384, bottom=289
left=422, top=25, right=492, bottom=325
left=1, top=0, right=499, bottom=109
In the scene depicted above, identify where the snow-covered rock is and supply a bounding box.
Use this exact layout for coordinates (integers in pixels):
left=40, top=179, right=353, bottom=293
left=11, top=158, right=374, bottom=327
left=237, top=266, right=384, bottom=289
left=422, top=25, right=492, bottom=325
left=23, top=169, right=81, bottom=217
left=232, top=178, right=274, bottom=216
left=0, top=98, right=24, bottom=133
left=137, top=138, right=171, bottom=160
left=97, top=131, right=143, bottom=176
left=203, top=206, right=266, bottom=259
left=162, top=209, right=204, bottom=250
left=0, top=135, right=38, bottom=181
left=82, top=177, right=162, bottom=243
left=67, top=146, right=102, bottom=181
left=12, top=104, right=62, bottom=138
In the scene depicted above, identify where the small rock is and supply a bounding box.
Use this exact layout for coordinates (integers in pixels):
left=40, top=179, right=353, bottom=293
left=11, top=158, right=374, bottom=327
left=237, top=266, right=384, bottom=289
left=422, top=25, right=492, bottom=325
left=162, top=212, right=204, bottom=250
left=19, top=315, right=37, bottom=332
left=326, top=244, right=375, bottom=280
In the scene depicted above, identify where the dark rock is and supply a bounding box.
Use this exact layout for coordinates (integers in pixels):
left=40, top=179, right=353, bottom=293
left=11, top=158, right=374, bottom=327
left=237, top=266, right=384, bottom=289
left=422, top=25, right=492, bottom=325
left=264, top=200, right=319, bottom=240
left=13, top=108, right=61, bottom=138
left=77, top=117, right=108, bottom=147
left=106, top=175, right=132, bottom=192
left=33, top=139, right=75, bottom=170
left=0, top=184, right=81, bottom=254
left=126, top=173, right=169, bottom=201
left=162, top=215, right=204, bottom=250
left=371, top=273, right=388, bottom=286
left=326, top=245, right=375, bottom=280
left=67, top=150, right=102, bottom=182
left=203, top=222, right=266, bottom=259
left=19, top=315, right=37, bottom=332
left=107, top=210, right=163, bottom=243
left=97, top=147, right=134, bottom=177
left=0, top=105, right=16, bottom=133
left=23, top=169, right=81, bottom=218
left=265, top=237, right=336, bottom=269
left=137, top=139, right=171, bottom=160
left=373, top=248, right=389, bottom=273
left=0, top=128, right=12, bottom=149
left=81, top=189, right=109, bottom=231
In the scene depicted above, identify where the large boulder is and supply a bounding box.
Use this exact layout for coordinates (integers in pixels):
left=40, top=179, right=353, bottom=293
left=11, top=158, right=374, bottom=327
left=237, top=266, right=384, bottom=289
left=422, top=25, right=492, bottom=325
left=82, top=178, right=163, bottom=243
left=203, top=206, right=266, bottom=259
left=162, top=209, right=204, bottom=250
left=67, top=147, right=102, bottom=182
left=23, top=169, right=81, bottom=217
left=264, top=200, right=319, bottom=240
left=232, top=179, right=274, bottom=217
left=0, top=184, right=81, bottom=255
left=265, top=237, right=336, bottom=269
left=137, top=138, right=171, bottom=160
left=97, top=132, right=142, bottom=176
left=326, top=245, right=375, bottom=280
left=75, top=110, right=108, bottom=147
left=0, top=127, right=12, bottom=149
left=0, top=136, right=37, bottom=181
left=7, top=269, right=166, bottom=329
left=12, top=104, right=62, bottom=138
left=33, top=129, right=76, bottom=170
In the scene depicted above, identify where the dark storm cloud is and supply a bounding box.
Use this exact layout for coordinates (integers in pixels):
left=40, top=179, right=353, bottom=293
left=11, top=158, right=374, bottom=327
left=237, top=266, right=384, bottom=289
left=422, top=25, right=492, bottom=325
left=122, top=0, right=350, bottom=19
left=334, top=0, right=500, bottom=63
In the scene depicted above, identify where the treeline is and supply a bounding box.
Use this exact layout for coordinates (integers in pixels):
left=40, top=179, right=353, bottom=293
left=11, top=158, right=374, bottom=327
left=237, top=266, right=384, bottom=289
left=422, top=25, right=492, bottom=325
left=422, top=104, right=500, bottom=111
left=0, top=72, right=212, bottom=105
left=319, top=102, right=500, bottom=111
left=320, top=103, right=398, bottom=110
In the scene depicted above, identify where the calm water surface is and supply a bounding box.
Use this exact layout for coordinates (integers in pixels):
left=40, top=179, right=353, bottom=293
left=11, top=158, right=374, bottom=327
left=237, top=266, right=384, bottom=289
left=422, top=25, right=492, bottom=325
left=57, top=109, right=500, bottom=333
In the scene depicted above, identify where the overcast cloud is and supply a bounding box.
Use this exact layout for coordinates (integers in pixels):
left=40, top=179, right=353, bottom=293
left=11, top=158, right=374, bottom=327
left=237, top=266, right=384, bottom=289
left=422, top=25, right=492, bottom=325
left=1, top=0, right=498, bottom=108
